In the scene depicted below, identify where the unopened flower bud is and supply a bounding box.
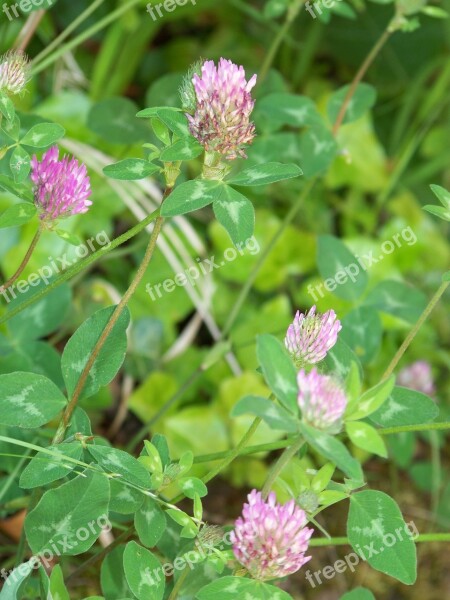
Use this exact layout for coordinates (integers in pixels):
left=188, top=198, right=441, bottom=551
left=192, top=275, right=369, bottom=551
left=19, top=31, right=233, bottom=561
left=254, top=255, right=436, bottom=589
left=0, top=51, right=29, bottom=95
left=297, top=490, right=319, bottom=513
left=179, top=60, right=203, bottom=112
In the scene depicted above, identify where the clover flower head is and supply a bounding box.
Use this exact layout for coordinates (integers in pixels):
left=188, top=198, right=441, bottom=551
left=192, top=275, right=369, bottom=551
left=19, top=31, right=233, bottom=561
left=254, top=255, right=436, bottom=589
left=31, top=146, right=92, bottom=221
left=397, top=361, right=435, bottom=396
left=0, top=51, right=29, bottom=95
left=285, top=305, right=342, bottom=365
left=231, top=489, right=313, bottom=581
left=297, top=368, right=347, bottom=432
left=186, top=58, right=257, bottom=160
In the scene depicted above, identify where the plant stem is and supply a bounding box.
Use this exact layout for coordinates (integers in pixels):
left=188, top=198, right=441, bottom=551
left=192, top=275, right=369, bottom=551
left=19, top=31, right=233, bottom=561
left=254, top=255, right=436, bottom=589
left=192, top=422, right=450, bottom=464
left=13, top=10, right=46, bottom=52
left=30, top=0, right=142, bottom=76
left=222, top=178, right=316, bottom=337
left=52, top=194, right=170, bottom=445
left=332, top=27, right=392, bottom=135
left=32, top=0, right=106, bottom=65
left=202, top=418, right=262, bottom=485
left=193, top=438, right=296, bottom=464
left=261, top=436, right=304, bottom=499
left=382, top=281, right=449, bottom=381
left=380, top=422, right=450, bottom=435
left=127, top=367, right=204, bottom=452
left=0, top=208, right=160, bottom=323
left=168, top=568, right=190, bottom=600
left=259, top=2, right=301, bottom=83
left=430, top=430, right=441, bottom=521
left=170, top=418, right=262, bottom=504
left=0, top=223, right=43, bottom=294
left=309, top=533, right=450, bottom=547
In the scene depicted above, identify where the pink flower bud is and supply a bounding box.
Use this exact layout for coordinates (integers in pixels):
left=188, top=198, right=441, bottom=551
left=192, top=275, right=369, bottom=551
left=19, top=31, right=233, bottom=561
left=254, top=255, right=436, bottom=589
left=285, top=305, right=342, bottom=365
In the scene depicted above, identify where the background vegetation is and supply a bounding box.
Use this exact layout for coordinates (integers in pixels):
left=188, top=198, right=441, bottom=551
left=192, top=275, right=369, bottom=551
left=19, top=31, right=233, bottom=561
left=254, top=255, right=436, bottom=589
left=0, top=0, right=449, bottom=598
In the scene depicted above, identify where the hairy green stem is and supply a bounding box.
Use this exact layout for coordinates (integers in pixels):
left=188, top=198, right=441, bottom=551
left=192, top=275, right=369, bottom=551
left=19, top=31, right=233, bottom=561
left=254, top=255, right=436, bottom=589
left=30, top=0, right=141, bottom=76
left=0, top=223, right=43, bottom=294
left=309, top=533, right=450, bottom=546
left=202, top=418, right=262, bottom=485
left=168, top=567, right=190, bottom=600
left=127, top=367, right=204, bottom=452
left=0, top=208, right=160, bottom=322
left=382, top=281, right=449, bottom=381
left=170, top=418, right=262, bottom=504
left=222, top=178, right=316, bottom=337
left=32, top=0, right=106, bottom=65
left=430, top=430, right=442, bottom=521
left=52, top=196, right=169, bottom=444
left=332, top=27, right=392, bottom=135
left=262, top=436, right=305, bottom=499
left=259, top=1, right=302, bottom=83
left=192, top=422, right=450, bottom=464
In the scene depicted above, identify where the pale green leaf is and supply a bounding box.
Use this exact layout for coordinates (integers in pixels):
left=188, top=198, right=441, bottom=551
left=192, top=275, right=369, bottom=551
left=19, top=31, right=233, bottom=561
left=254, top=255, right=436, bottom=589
left=370, top=386, right=438, bottom=427
left=61, top=306, right=130, bottom=400
left=20, top=442, right=83, bottom=488
left=328, top=84, right=377, bottom=125
left=346, top=376, right=395, bottom=420
left=160, top=137, right=204, bottom=161
left=25, top=469, right=110, bottom=555
left=346, top=421, right=388, bottom=458
left=123, top=541, right=165, bottom=600
left=20, top=123, right=65, bottom=148
left=347, top=490, right=417, bottom=584
left=298, top=421, right=363, bottom=481
left=231, top=395, right=298, bottom=432
left=212, top=186, right=255, bottom=245
left=256, top=334, right=298, bottom=413
left=103, top=159, right=159, bottom=181
left=0, top=203, right=37, bottom=229
left=227, top=162, right=302, bottom=187
left=317, top=235, right=368, bottom=300
left=161, top=180, right=224, bottom=217
left=0, top=372, right=66, bottom=429
left=135, top=497, right=167, bottom=548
